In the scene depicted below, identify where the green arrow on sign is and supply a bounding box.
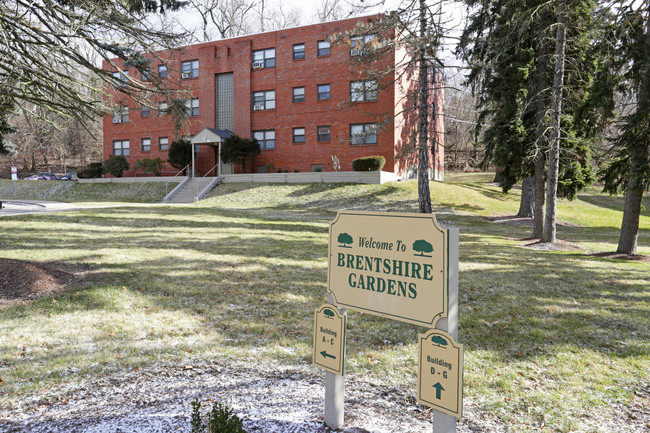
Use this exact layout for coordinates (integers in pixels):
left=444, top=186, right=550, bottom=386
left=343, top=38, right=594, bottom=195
left=320, top=350, right=336, bottom=360
left=432, top=382, right=445, bottom=399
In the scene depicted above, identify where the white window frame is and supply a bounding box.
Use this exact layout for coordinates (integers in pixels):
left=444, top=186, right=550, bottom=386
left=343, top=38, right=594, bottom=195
left=141, top=138, right=151, bottom=152
left=317, top=84, right=330, bottom=101
left=350, top=123, right=378, bottom=145
left=293, top=43, right=305, bottom=60
left=253, top=90, right=275, bottom=110
left=158, top=101, right=167, bottom=116
left=113, top=140, right=130, bottom=156
left=253, top=130, right=276, bottom=149
left=293, top=127, right=305, bottom=143
left=159, top=137, right=169, bottom=151
left=181, top=60, right=199, bottom=79
left=252, top=48, right=276, bottom=68
left=317, top=125, right=331, bottom=142
left=350, top=80, right=378, bottom=102
left=317, top=40, right=331, bottom=56
left=158, top=65, right=167, bottom=78
left=350, top=34, right=377, bottom=56
left=185, top=98, right=199, bottom=116
left=292, top=87, right=305, bottom=103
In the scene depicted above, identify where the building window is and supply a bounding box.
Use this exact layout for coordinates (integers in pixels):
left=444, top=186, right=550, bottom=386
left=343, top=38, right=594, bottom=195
left=141, top=70, right=149, bottom=81
left=317, top=125, right=330, bottom=142
left=311, top=164, right=323, bottom=172
left=113, top=140, right=130, bottom=156
left=141, top=138, right=151, bottom=152
left=257, top=166, right=268, bottom=173
left=159, top=137, right=169, bottom=151
left=317, top=40, right=330, bottom=56
left=350, top=80, right=378, bottom=102
left=141, top=105, right=150, bottom=118
left=350, top=123, right=378, bottom=145
left=293, top=43, right=305, bottom=60
left=158, top=101, right=167, bottom=116
left=112, top=70, right=129, bottom=87
left=252, top=48, right=275, bottom=69
left=181, top=60, right=199, bottom=79
left=253, top=90, right=275, bottom=110
left=185, top=98, right=199, bottom=116
left=112, top=106, right=129, bottom=123
left=292, top=87, right=305, bottom=103
left=158, top=65, right=167, bottom=78
left=317, top=84, right=330, bottom=100
left=293, top=127, right=305, bottom=143
left=253, top=130, right=275, bottom=149
left=350, top=34, right=377, bottom=56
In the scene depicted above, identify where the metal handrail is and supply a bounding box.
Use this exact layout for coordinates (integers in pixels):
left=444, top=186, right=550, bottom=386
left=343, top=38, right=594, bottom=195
left=165, top=164, right=190, bottom=197
left=195, top=163, right=220, bottom=197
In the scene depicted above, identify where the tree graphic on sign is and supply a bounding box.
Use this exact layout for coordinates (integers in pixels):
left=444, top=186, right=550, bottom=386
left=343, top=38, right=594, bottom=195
left=413, top=239, right=433, bottom=257
left=338, top=233, right=353, bottom=248
left=431, top=335, right=448, bottom=347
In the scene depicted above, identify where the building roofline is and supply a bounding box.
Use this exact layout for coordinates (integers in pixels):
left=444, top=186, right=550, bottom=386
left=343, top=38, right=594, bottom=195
left=173, top=13, right=384, bottom=51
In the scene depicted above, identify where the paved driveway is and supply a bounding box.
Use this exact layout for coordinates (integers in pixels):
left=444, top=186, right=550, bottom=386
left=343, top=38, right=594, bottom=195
left=0, top=200, right=79, bottom=217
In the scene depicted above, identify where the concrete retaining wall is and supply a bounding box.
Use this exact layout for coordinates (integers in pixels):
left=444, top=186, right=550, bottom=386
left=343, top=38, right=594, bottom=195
left=79, top=171, right=397, bottom=185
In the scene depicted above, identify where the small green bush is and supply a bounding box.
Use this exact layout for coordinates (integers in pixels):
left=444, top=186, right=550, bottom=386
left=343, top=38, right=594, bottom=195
left=103, top=155, right=130, bottom=177
left=78, top=162, right=103, bottom=178
left=352, top=155, right=386, bottom=171
left=190, top=399, right=245, bottom=433
left=133, top=158, right=163, bottom=175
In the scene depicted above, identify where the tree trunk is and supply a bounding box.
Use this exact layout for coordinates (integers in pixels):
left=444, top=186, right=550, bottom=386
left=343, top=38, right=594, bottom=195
left=416, top=0, right=432, bottom=214
left=617, top=12, right=650, bottom=254
left=617, top=174, right=643, bottom=255
left=532, top=21, right=548, bottom=239
left=542, top=0, right=567, bottom=243
left=517, top=177, right=535, bottom=217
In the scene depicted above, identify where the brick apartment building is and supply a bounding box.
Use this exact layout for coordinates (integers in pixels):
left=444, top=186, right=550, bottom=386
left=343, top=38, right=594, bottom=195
left=103, top=15, right=444, bottom=178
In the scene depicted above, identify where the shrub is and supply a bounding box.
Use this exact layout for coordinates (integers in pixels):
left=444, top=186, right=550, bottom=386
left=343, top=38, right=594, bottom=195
left=133, top=158, right=163, bottom=176
left=352, top=155, right=386, bottom=171
left=190, top=399, right=245, bottom=433
left=77, top=162, right=102, bottom=178
left=221, top=135, right=260, bottom=173
left=103, top=155, right=130, bottom=177
left=168, top=139, right=192, bottom=174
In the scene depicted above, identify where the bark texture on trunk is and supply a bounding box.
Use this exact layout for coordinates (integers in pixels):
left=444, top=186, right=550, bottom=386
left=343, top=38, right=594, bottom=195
left=417, top=0, right=432, bottom=214
left=517, top=177, right=535, bottom=218
left=617, top=175, right=643, bottom=255
left=542, top=0, right=567, bottom=243
left=532, top=25, right=548, bottom=239
left=617, top=10, right=650, bottom=255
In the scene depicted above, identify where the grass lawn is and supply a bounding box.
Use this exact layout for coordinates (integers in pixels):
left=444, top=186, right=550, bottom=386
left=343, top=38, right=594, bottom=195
left=0, top=174, right=648, bottom=432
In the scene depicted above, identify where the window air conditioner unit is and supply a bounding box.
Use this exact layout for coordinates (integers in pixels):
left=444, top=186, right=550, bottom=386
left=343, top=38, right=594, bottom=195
left=252, top=61, right=264, bottom=69
left=350, top=49, right=362, bottom=56
left=112, top=117, right=122, bottom=123
left=253, top=104, right=264, bottom=111
left=181, top=72, right=191, bottom=79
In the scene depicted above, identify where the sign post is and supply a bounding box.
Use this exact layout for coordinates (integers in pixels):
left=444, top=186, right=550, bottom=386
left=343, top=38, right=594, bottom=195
left=316, top=211, right=462, bottom=432
left=313, top=302, right=346, bottom=429
left=11, top=166, right=17, bottom=198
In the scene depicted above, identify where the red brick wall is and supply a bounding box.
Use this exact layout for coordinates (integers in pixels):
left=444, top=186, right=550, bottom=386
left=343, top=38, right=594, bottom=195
left=102, top=15, right=444, bottom=177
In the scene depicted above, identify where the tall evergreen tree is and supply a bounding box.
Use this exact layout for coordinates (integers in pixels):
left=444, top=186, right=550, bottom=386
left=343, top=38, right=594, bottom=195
left=458, top=0, right=600, bottom=240
left=596, top=2, right=650, bottom=255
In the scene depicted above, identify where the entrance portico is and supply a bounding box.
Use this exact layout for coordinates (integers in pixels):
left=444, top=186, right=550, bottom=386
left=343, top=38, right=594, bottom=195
left=190, top=128, right=234, bottom=177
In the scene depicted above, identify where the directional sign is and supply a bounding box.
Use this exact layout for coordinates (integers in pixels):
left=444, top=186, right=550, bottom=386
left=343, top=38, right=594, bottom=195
left=417, top=329, right=464, bottom=418
left=11, top=167, right=17, bottom=181
left=313, top=304, right=346, bottom=375
left=328, top=211, right=450, bottom=327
